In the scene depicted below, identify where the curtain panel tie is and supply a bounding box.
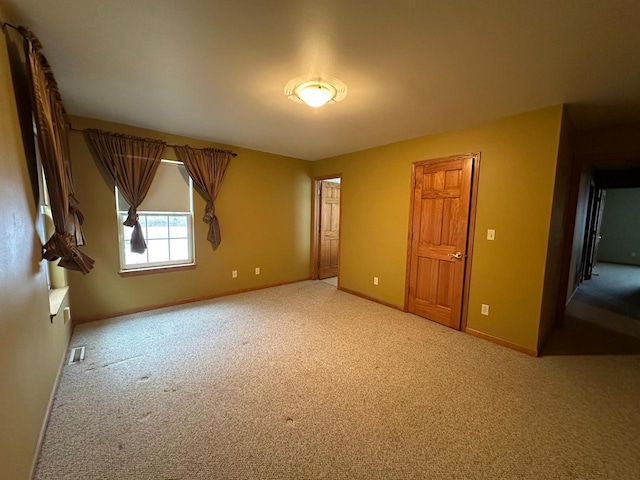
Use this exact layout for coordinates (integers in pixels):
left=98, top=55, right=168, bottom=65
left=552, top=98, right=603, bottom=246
left=123, top=206, right=139, bottom=227
left=123, top=206, right=147, bottom=254
left=43, top=232, right=95, bottom=274
left=203, top=201, right=221, bottom=248
left=203, top=201, right=215, bottom=225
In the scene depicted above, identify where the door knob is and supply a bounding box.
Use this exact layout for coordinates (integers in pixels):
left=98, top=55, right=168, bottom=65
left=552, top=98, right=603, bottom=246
left=448, top=252, right=463, bottom=259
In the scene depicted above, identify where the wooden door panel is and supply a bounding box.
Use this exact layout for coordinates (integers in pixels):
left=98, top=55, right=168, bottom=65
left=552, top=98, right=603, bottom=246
left=407, top=156, right=474, bottom=330
left=415, top=258, right=454, bottom=310
left=413, top=300, right=452, bottom=325
left=328, top=238, right=339, bottom=268
left=441, top=198, right=460, bottom=245
left=436, top=261, right=454, bottom=308
left=420, top=198, right=444, bottom=245
left=445, top=169, right=461, bottom=188
left=415, top=257, right=437, bottom=303
left=422, top=170, right=445, bottom=191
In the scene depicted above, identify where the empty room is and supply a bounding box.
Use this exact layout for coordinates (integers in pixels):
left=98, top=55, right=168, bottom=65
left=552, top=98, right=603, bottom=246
left=1, top=1, right=640, bottom=479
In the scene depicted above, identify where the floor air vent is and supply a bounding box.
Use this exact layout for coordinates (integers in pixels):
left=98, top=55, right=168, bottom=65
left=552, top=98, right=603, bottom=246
left=68, top=346, right=85, bottom=365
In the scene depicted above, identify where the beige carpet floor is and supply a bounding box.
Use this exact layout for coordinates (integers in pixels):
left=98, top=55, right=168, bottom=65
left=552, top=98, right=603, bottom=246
left=320, top=276, right=337, bottom=287
left=34, top=281, right=640, bottom=479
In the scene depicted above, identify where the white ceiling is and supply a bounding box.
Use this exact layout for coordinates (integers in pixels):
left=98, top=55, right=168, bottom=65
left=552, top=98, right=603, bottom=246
left=4, top=0, right=640, bottom=160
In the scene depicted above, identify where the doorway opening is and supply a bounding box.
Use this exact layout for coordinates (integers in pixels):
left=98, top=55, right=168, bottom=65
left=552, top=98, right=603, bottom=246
left=405, top=153, right=480, bottom=330
left=571, top=185, right=640, bottom=337
left=547, top=166, right=640, bottom=355
left=311, top=175, right=342, bottom=287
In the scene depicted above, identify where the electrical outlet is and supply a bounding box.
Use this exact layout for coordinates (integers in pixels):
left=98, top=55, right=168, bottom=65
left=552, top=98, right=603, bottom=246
left=63, top=306, right=71, bottom=324
left=481, top=304, right=490, bottom=315
left=487, top=229, right=495, bottom=240
left=255, top=267, right=260, bottom=275
left=232, top=270, right=238, bottom=278
left=373, top=276, right=379, bottom=286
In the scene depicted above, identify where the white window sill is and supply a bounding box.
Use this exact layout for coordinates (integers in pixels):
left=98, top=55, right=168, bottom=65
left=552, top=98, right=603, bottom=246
left=49, top=286, right=69, bottom=318
left=119, top=263, right=196, bottom=277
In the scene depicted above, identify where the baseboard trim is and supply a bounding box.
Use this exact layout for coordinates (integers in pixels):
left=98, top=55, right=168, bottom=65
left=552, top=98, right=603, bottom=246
left=28, top=321, right=73, bottom=479
left=337, top=286, right=404, bottom=311
left=465, top=328, right=538, bottom=356
left=76, top=278, right=312, bottom=324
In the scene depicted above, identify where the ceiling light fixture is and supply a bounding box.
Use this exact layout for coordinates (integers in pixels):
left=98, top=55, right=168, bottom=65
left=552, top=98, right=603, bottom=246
left=284, top=76, right=347, bottom=108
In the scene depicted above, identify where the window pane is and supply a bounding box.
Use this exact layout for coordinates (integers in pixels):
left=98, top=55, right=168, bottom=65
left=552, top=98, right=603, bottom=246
left=170, top=239, right=189, bottom=261
left=147, top=239, right=170, bottom=263
left=146, top=215, right=169, bottom=239
left=169, top=215, right=188, bottom=238
left=124, top=241, right=148, bottom=265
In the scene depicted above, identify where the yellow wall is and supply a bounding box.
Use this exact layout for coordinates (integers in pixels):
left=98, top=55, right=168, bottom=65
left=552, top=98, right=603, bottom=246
left=312, top=106, right=564, bottom=352
left=67, top=116, right=312, bottom=321
left=0, top=16, right=73, bottom=480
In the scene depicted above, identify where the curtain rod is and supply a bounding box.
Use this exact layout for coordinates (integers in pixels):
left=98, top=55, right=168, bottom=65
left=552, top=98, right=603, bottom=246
left=1, top=22, right=23, bottom=35
left=68, top=126, right=237, bottom=157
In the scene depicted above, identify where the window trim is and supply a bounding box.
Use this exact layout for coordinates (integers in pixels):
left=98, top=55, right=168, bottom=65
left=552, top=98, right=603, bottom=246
left=115, top=160, right=195, bottom=273
left=116, top=211, right=195, bottom=271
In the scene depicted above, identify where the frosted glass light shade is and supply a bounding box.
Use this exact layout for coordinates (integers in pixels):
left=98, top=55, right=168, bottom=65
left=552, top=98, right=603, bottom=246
left=296, top=83, right=335, bottom=107
left=284, top=76, right=347, bottom=107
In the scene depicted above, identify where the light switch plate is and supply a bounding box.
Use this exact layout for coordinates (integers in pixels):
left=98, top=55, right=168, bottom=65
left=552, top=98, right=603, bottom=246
left=487, top=229, right=496, bottom=240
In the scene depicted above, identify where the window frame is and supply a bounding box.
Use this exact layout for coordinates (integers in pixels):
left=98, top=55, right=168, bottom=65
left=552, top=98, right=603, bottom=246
left=115, top=160, right=195, bottom=273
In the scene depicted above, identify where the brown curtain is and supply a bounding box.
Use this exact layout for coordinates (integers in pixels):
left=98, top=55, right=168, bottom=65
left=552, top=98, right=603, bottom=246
left=20, top=27, right=94, bottom=273
left=174, top=146, right=233, bottom=249
left=84, top=129, right=165, bottom=253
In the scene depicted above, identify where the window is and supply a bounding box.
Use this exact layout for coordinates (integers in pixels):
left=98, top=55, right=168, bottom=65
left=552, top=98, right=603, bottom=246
left=116, top=160, right=194, bottom=272
left=38, top=165, right=53, bottom=288
left=34, top=123, right=67, bottom=290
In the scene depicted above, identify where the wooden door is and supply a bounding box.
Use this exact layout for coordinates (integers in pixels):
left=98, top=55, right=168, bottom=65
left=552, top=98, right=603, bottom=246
left=407, top=156, right=474, bottom=329
left=585, top=188, right=605, bottom=279
left=579, top=182, right=597, bottom=282
left=592, top=190, right=606, bottom=270
left=319, top=181, right=340, bottom=279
